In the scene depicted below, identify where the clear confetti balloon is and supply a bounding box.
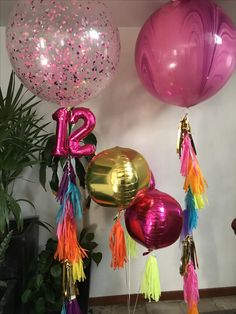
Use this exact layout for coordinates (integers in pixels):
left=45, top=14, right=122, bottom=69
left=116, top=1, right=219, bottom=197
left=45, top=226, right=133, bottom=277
left=6, top=0, right=121, bottom=106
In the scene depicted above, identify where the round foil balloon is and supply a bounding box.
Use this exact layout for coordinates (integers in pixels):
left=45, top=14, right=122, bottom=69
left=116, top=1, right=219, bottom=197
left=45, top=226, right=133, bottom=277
left=125, top=189, right=183, bottom=250
left=135, top=0, right=236, bottom=108
left=6, top=0, right=120, bottom=106
left=86, top=146, right=151, bottom=208
left=149, top=172, right=156, bottom=190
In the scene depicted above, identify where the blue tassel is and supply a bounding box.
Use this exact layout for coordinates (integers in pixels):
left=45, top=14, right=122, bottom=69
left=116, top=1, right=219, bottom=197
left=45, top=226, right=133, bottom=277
left=68, top=182, right=83, bottom=220
left=185, top=189, right=198, bottom=231
left=56, top=180, right=83, bottom=225
left=61, top=302, right=66, bottom=314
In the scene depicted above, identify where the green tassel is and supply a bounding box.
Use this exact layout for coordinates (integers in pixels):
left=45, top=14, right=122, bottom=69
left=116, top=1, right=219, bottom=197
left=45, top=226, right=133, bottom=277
left=125, top=233, right=138, bottom=258
left=141, top=255, right=161, bottom=302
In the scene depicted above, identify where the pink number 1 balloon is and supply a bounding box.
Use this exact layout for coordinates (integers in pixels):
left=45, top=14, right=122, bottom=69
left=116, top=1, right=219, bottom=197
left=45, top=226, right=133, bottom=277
left=52, top=107, right=96, bottom=158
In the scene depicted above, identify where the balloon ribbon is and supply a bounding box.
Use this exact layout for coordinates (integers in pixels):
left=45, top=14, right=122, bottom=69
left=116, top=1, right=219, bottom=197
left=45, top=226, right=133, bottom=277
left=55, top=160, right=87, bottom=313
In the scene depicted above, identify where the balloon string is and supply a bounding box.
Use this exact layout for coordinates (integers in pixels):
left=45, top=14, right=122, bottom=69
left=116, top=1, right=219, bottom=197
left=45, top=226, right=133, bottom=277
left=132, top=285, right=141, bottom=314
left=128, top=249, right=131, bottom=314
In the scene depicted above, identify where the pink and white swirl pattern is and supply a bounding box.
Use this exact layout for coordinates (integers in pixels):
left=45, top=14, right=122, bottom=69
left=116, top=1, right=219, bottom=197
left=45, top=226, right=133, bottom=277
left=135, top=0, right=236, bottom=108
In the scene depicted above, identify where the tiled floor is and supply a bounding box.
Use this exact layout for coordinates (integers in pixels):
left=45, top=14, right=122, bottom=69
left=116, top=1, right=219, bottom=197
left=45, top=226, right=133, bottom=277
left=89, top=296, right=236, bottom=314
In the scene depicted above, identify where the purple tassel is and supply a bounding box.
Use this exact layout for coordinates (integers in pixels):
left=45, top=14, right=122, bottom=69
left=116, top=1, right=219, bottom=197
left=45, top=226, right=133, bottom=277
left=180, top=209, right=192, bottom=242
left=67, top=299, right=82, bottom=314
left=57, top=162, right=76, bottom=203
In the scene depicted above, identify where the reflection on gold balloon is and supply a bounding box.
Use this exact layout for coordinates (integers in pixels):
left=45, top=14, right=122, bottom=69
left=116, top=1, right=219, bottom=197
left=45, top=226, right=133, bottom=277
left=86, top=147, right=151, bottom=208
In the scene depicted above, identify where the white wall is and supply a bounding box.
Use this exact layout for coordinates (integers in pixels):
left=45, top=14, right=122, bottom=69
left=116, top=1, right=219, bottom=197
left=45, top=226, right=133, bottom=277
left=1, top=24, right=236, bottom=298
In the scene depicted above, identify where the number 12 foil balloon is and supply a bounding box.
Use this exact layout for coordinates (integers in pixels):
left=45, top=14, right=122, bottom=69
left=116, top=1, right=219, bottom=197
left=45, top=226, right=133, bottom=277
left=6, top=0, right=120, bottom=106
left=135, top=0, right=236, bottom=108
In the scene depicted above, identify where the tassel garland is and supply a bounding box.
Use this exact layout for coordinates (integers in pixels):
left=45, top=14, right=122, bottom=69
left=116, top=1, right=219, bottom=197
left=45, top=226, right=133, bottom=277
left=178, top=114, right=204, bottom=314
left=109, top=216, right=127, bottom=269
left=55, top=160, right=87, bottom=313
left=141, top=255, right=161, bottom=302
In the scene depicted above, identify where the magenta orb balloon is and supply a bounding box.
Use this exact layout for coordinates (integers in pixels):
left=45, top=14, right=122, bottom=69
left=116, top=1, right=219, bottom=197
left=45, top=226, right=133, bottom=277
left=135, top=0, right=236, bottom=108
left=6, top=0, right=120, bottom=106
left=125, top=189, right=183, bottom=251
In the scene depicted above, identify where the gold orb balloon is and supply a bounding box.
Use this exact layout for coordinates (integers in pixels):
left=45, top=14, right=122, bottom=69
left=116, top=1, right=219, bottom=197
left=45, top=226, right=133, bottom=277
left=86, top=146, right=151, bottom=208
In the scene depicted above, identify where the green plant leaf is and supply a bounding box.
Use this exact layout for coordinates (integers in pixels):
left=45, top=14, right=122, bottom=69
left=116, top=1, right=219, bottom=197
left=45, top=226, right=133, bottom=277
left=7, top=194, right=23, bottom=231
left=0, top=230, right=12, bottom=265
left=34, top=297, right=45, bottom=314
left=91, top=252, right=103, bottom=266
left=35, top=274, right=43, bottom=289
left=79, top=228, right=87, bottom=242
left=49, top=160, right=59, bottom=193
left=75, top=158, right=85, bottom=188
left=50, top=264, right=61, bottom=278
left=86, top=232, right=94, bottom=242
left=84, top=195, right=91, bottom=211
left=46, top=238, right=57, bottom=252
left=37, top=220, right=53, bottom=233
left=45, top=287, right=55, bottom=304
left=83, top=241, right=98, bottom=251
left=15, top=198, right=35, bottom=209
left=0, top=190, right=8, bottom=233
left=21, top=289, right=32, bottom=304
left=83, top=133, right=97, bottom=147
left=39, top=162, right=47, bottom=191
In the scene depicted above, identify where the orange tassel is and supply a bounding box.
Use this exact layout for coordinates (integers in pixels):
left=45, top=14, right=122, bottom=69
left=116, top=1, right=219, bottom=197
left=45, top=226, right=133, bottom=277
left=55, top=203, right=87, bottom=263
left=109, top=217, right=127, bottom=269
left=184, top=159, right=207, bottom=195
left=188, top=304, right=199, bottom=314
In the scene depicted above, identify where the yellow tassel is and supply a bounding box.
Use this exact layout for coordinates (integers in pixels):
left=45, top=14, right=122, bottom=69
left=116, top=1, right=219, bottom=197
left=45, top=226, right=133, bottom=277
left=141, top=255, right=161, bottom=302
left=125, top=233, right=138, bottom=259
left=72, top=260, right=86, bottom=282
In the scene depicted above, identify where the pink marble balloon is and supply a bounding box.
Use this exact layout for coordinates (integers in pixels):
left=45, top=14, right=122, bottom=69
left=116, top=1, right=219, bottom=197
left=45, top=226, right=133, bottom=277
left=125, top=189, right=183, bottom=251
left=135, top=0, right=236, bottom=108
left=6, top=0, right=120, bottom=106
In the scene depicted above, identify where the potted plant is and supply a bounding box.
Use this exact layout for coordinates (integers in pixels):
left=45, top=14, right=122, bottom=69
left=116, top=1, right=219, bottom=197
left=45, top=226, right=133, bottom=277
left=22, top=228, right=102, bottom=314
left=0, top=231, right=15, bottom=314
left=0, top=72, right=51, bottom=313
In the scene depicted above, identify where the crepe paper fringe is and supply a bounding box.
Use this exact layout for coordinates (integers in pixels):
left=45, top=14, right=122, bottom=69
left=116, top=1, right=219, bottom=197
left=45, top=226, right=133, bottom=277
left=57, top=181, right=83, bottom=224
left=180, top=133, right=208, bottom=210
left=57, top=162, right=76, bottom=204
left=188, top=303, right=199, bottom=314
left=141, top=255, right=161, bottom=302
left=180, top=210, right=192, bottom=242
left=67, top=299, right=83, bottom=314
left=72, top=260, right=86, bottom=282
left=125, top=232, right=138, bottom=259
left=185, top=189, right=198, bottom=232
left=55, top=200, right=87, bottom=263
left=180, top=134, right=193, bottom=177
left=184, top=262, right=199, bottom=307
left=109, top=218, right=127, bottom=269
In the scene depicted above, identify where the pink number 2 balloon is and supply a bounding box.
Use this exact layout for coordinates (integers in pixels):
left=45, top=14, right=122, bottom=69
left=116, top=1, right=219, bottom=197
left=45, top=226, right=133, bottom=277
left=52, top=107, right=96, bottom=158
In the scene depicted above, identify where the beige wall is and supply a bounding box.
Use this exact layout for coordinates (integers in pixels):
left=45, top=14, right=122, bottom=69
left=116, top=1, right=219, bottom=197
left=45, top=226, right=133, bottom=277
left=1, top=23, right=236, bottom=297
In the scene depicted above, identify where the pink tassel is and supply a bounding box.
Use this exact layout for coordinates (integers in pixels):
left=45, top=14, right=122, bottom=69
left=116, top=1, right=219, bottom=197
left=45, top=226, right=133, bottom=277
left=184, top=262, right=199, bottom=307
left=180, top=135, right=195, bottom=177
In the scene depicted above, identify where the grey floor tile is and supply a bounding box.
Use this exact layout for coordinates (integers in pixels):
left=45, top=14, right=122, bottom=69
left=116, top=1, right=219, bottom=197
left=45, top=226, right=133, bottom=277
left=179, top=298, right=219, bottom=312
left=90, top=305, right=113, bottom=314
left=146, top=300, right=183, bottom=314
left=112, top=304, right=147, bottom=314
left=213, top=296, right=236, bottom=310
